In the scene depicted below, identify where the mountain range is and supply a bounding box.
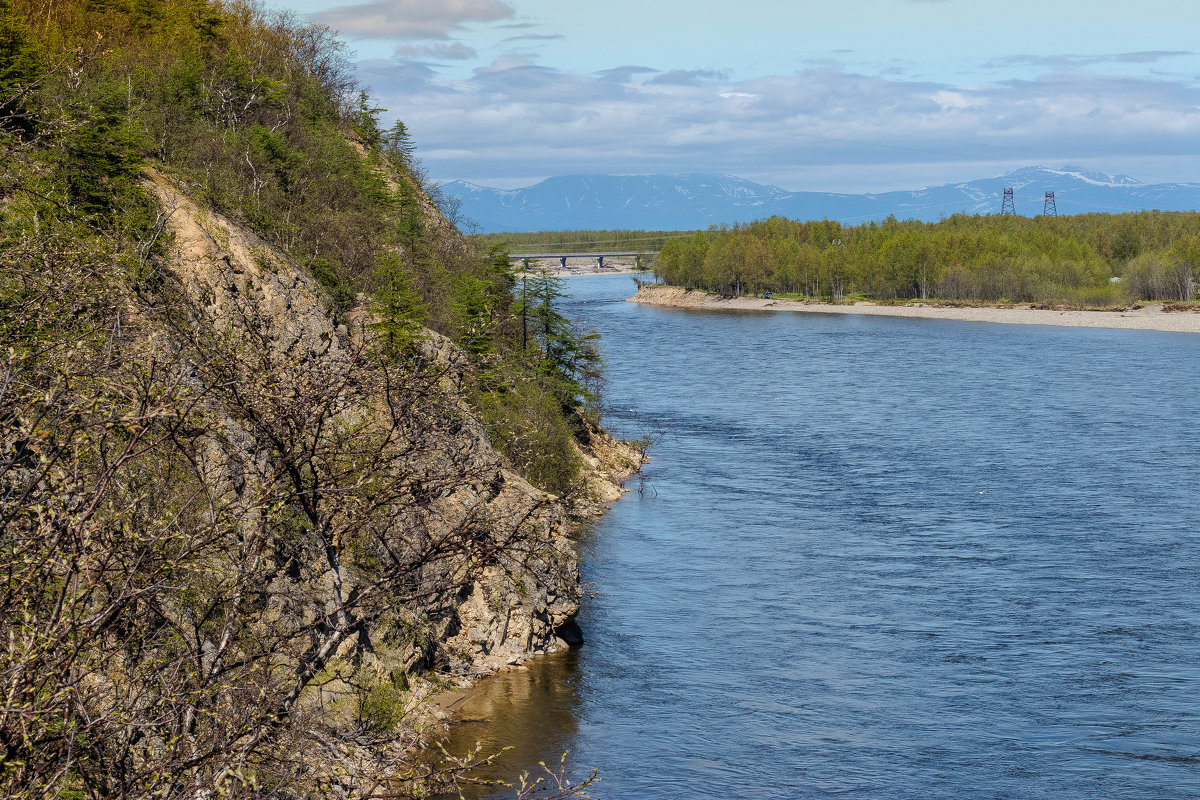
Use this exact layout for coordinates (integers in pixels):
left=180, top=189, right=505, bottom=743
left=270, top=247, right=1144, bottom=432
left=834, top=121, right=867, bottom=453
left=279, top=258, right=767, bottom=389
left=440, top=166, right=1200, bottom=233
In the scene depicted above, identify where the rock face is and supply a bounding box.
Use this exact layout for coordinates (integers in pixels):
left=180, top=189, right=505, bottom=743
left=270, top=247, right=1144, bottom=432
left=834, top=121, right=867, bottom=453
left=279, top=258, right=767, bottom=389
left=145, top=173, right=632, bottom=689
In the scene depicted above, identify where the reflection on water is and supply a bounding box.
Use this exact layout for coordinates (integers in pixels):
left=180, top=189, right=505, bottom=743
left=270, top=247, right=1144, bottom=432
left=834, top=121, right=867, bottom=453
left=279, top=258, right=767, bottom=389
left=437, top=650, right=585, bottom=798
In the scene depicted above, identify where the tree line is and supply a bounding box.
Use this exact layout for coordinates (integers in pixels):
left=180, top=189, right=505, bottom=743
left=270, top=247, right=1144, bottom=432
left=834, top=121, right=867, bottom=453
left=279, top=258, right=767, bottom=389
left=651, top=213, right=1199, bottom=306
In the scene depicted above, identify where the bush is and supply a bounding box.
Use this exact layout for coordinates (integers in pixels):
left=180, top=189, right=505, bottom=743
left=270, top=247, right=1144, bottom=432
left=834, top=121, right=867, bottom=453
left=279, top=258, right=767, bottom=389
left=475, top=377, right=583, bottom=497
left=1123, top=252, right=1195, bottom=301
left=357, top=679, right=408, bottom=731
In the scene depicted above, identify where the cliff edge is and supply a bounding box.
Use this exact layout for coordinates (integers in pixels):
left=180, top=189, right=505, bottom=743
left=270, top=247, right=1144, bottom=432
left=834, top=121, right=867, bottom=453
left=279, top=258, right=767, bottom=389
left=0, top=2, right=644, bottom=794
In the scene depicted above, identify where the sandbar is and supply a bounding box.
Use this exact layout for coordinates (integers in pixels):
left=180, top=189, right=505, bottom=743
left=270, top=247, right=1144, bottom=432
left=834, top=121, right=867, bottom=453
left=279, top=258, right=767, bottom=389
left=630, top=284, right=1200, bottom=334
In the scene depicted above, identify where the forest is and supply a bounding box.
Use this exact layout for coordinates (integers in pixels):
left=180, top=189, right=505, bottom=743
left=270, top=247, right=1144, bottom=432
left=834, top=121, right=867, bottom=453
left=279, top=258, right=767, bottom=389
left=650, top=213, right=1199, bottom=306
left=477, top=211, right=1200, bottom=307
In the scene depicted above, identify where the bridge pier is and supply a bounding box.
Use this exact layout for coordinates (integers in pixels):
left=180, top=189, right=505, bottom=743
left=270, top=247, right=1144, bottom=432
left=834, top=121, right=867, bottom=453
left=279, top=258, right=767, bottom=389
left=508, top=250, right=658, bottom=271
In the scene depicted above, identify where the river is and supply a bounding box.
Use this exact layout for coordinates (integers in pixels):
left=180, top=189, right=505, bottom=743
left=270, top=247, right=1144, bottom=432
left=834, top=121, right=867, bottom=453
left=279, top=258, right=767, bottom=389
left=441, top=274, right=1200, bottom=799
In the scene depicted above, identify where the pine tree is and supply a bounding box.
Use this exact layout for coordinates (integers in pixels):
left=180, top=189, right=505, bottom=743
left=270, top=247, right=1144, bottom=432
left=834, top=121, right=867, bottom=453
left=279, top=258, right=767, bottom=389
left=382, top=119, right=416, bottom=171
left=518, top=269, right=603, bottom=410
left=371, top=252, right=426, bottom=356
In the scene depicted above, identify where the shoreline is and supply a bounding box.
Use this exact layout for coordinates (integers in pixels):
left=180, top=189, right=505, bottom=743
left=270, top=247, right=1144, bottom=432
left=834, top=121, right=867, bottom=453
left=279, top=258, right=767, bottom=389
left=426, top=428, right=644, bottom=724
left=630, top=284, right=1200, bottom=334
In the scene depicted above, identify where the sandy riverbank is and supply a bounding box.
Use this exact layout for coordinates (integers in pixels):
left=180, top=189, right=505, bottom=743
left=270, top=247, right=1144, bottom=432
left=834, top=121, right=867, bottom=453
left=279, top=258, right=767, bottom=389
left=630, top=284, right=1200, bottom=334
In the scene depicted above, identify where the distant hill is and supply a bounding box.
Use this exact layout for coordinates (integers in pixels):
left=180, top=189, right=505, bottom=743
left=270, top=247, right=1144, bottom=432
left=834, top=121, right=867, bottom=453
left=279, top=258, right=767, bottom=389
left=441, top=166, right=1200, bottom=233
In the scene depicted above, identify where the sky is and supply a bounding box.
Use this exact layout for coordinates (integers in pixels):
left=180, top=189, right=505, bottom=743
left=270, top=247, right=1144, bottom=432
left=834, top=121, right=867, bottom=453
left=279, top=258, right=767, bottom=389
left=268, top=0, right=1200, bottom=193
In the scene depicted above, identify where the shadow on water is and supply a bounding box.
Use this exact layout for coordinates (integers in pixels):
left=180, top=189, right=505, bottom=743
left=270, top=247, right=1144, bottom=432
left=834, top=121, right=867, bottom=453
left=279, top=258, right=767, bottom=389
left=434, top=649, right=586, bottom=799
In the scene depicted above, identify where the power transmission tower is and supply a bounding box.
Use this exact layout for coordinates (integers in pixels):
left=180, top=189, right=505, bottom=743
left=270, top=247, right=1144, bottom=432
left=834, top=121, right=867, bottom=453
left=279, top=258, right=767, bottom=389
left=1043, top=191, right=1057, bottom=217
left=1000, top=187, right=1015, bottom=215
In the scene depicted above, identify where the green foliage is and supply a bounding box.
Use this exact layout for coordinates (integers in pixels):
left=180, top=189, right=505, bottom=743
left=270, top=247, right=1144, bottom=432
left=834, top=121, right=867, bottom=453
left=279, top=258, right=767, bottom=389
left=474, top=377, right=583, bottom=496
left=517, top=269, right=603, bottom=413
left=372, top=251, right=428, bottom=356
left=2, top=0, right=604, bottom=516
left=357, top=678, right=408, bottom=731
left=647, top=212, right=1200, bottom=306
left=0, top=0, right=42, bottom=111
left=382, top=118, right=417, bottom=171
left=350, top=88, right=384, bottom=146
left=60, top=81, right=150, bottom=215
left=451, top=272, right=497, bottom=357
left=1124, top=250, right=1196, bottom=302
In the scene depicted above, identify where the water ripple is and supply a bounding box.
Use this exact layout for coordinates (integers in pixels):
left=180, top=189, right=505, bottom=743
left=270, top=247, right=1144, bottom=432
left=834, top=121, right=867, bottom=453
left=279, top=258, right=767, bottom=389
left=444, top=277, right=1200, bottom=800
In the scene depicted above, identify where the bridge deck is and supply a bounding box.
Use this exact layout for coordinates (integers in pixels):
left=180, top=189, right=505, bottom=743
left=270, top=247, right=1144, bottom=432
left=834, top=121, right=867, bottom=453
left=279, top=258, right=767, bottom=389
left=509, top=251, right=656, bottom=260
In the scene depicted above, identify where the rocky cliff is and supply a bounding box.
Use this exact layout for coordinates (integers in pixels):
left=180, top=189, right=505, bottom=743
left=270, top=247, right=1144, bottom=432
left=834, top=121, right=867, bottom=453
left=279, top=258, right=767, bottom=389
left=148, top=171, right=637, bottom=679
left=1, top=2, right=645, bottom=793
left=1, top=168, right=637, bottom=798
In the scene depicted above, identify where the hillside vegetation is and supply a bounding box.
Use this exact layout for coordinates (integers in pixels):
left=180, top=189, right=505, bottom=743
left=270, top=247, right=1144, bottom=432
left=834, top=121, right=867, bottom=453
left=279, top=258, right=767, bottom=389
left=652, top=213, right=1199, bottom=306
left=0, top=1, right=614, bottom=798
left=2, top=0, right=605, bottom=491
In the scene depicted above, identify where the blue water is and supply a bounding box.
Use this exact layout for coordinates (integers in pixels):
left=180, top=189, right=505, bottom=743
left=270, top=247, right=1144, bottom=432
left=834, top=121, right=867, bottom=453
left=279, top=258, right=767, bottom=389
left=444, top=275, right=1200, bottom=799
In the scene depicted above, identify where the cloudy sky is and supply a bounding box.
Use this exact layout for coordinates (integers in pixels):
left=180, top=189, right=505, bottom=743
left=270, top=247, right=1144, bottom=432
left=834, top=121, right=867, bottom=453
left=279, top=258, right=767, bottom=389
left=269, top=0, right=1200, bottom=193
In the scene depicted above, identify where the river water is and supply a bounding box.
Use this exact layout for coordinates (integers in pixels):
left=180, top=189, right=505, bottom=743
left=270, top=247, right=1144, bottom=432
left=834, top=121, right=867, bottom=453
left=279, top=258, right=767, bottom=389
left=442, top=275, right=1200, bottom=799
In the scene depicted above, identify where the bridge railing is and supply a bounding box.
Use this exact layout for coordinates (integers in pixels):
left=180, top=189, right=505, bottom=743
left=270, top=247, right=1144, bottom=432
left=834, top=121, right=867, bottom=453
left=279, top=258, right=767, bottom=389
left=508, top=251, right=658, bottom=270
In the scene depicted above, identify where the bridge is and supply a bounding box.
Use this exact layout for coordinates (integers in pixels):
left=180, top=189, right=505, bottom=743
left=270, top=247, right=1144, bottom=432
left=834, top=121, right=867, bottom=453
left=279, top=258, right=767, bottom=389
left=509, top=251, right=657, bottom=271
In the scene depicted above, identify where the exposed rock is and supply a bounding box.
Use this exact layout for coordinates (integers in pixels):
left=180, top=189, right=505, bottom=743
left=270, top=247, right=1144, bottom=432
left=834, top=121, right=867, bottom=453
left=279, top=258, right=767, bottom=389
left=143, top=172, right=639, bottom=709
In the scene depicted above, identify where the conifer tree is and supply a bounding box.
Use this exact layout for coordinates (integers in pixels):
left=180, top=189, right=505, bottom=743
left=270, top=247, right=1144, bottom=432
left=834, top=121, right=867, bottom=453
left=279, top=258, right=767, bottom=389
left=383, top=119, right=416, bottom=171
left=518, top=269, right=603, bottom=411
left=372, top=251, right=427, bottom=356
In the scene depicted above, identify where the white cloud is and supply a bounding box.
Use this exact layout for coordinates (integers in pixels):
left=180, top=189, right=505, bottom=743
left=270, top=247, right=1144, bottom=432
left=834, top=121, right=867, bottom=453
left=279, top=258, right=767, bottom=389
left=360, top=56, right=1200, bottom=192
left=984, top=51, right=1193, bottom=71
left=395, top=42, right=478, bottom=60
left=312, top=0, right=514, bottom=40
left=932, top=90, right=974, bottom=110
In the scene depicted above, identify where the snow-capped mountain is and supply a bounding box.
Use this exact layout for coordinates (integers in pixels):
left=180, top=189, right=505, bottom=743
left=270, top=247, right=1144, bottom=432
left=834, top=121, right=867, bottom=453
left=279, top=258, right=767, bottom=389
left=439, top=166, right=1200, bottom=232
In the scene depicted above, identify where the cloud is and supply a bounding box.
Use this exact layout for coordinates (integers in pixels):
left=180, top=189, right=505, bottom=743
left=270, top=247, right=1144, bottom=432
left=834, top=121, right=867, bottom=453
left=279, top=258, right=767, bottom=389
left=362, top=56, right=1200, bottom=193
left=394, top=42, right=478, bottom=60
left=646, top=68, right=727, bottom=86
left=312, top=0, right=514, bottom=40
left=357, top=57, right=441, bottom=85
left=502, top=33, right=565, bottom=43
left=595, top=65, right=660, bottom=83
left=985, top=51, right=1193, bottom=71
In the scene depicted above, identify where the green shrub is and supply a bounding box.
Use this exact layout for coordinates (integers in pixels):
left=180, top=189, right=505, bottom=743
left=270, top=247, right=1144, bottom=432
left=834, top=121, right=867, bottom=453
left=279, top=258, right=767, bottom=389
left=475, top=377, right=582, bottom=497
left=1123, top=251, right=1196, bottom=301
left=357, top=679, right=408, bottom=731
